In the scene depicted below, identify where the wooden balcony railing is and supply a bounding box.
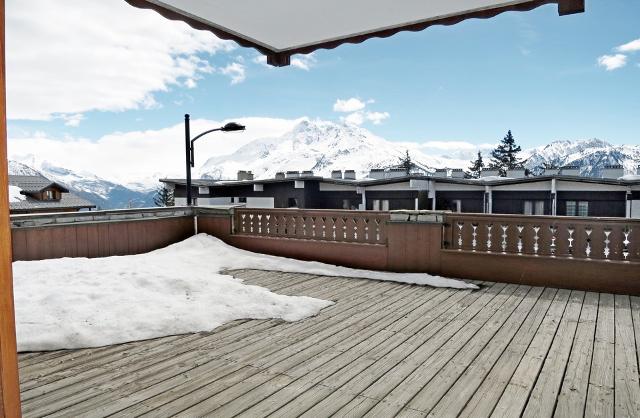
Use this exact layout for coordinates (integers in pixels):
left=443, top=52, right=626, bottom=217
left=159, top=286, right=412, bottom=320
left=444, top=213, right=639, bottom=262
left=234, top=208, right=390, bottom=245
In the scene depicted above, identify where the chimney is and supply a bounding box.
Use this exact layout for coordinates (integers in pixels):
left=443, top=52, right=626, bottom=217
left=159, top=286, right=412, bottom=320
left=506, top=167, right=526, bottom=178
left=300, top=170, right=314, bottom=177
left=480, top=168, right=500, bottom=178
left=285, top=170, right=300, bottom=178
left=275, top=172, right=285, bottom=180
left=560, top=165, right=581, bottom=176
left=369, top=168, right=385, bottom=179
left=433, top=168, right=448, bottom=178
left=237, top=170, right=254, bottom=181
left=602, top=164, right=624, bottom=179
left=450, top=168, right=465, bottom=179
left=387, top=168, right=406, bottom=178
left=331, top=170, right=342, bottom=179
left=343, top=170, right=356, bottom=180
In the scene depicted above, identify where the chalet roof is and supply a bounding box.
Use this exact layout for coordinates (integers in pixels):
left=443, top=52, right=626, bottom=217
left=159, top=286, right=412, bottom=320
left=125, top=0, right=583, bottom=66
left=8, top=175, right=95, bottom=212
left=8, top=175, right=70, bottom=193
left=9, top=196, right=96, bottom=211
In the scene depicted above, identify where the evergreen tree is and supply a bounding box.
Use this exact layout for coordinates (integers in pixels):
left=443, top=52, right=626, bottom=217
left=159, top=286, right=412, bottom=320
left=153, top=185, right=174, bottom=207
left=399, top=150, right=413, bottom=175
left=490, top=130, right=522, bottom=176
left=466, top=152, right=484, bottom=179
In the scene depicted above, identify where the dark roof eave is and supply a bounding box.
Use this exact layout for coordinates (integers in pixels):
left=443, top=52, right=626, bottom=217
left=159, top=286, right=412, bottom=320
left=124, top=0, right=583, bottom=67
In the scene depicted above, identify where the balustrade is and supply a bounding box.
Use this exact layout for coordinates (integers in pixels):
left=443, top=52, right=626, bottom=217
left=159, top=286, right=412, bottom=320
left=234, top=208, right=389, bottom=245
left=445, top=214, right=639, bottom=262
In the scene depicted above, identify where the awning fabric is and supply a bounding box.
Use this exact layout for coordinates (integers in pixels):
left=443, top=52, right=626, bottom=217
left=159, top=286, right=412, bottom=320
left=125, top=0, right=584, bottom=66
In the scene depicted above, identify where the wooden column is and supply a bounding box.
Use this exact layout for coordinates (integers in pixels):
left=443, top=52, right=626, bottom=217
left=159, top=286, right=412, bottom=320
left=0, top=0, right=21, bottom=415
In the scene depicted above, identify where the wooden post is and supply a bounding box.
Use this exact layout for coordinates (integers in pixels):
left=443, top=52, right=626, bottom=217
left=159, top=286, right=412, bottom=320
left=0, top=0, right=21, bottom=415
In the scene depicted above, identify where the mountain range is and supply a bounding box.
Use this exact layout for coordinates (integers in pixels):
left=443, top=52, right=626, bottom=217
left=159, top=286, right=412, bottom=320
left=8, top=119, right=640, bottom=209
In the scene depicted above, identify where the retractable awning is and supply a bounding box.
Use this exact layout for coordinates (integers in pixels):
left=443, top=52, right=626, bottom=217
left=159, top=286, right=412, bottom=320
left=125, top=0, right=584, bottom=66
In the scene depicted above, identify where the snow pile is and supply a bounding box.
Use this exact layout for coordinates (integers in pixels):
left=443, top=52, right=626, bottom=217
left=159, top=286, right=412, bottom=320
left=8, top=185, right=24, bottom=202
left=619, top=174, right=640, bottom=181
left=13, top=234, right=475, bottom=352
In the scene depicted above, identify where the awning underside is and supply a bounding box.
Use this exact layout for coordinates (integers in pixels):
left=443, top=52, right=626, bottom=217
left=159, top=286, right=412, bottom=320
left=125, top=0, right=584, bottom=66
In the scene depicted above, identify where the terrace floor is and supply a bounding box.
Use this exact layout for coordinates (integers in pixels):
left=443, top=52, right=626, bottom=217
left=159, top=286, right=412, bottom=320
left=18, top=269, right=640, bottom=417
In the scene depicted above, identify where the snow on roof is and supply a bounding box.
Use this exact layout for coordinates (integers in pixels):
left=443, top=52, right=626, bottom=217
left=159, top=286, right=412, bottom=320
left=619, top=175, right=640, bottom=181
left=9, top=185, right=24, bottom=203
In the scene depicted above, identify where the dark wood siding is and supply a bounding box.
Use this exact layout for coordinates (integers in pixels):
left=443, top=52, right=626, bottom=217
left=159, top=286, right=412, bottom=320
left=208, top=181, right=311, bottom=208
left=492, top=191, right=551, bottom=215
left=435, top=191, right=484, bottom=213
left=557, top=191, right=626, bottom=217
left=365, top=190, right=418, bottom=210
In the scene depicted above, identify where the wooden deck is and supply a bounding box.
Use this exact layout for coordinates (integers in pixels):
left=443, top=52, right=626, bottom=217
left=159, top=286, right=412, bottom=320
left=18, top=269, right=640, bottom=417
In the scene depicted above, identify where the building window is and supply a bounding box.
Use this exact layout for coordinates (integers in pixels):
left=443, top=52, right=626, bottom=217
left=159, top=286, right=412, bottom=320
left=43, top=190, right=55, bottom=200
left=288, top=198, right=299, bottom=208
left=566, top=201, right=589, bottom=217
left=238, top=197, right=247, bottom=203
left=578, top=201, right=589, bottom=217
left=524, top=200, right=545, bottom=215
left=372, top=199, right=389, bottom=211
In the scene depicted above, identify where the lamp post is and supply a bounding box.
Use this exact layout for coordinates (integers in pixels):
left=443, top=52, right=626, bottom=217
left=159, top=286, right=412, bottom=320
left=184, top=114, right=245, bottom=206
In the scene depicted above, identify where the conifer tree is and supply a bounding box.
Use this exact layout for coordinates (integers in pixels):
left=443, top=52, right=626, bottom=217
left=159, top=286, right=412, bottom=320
left=467, top=152, right=484, bottom=179
left=490, top=130, right=522, bottom=176
left=153, top=185, right=174, bottom=207
left=399, top=150, right=413, bottom=175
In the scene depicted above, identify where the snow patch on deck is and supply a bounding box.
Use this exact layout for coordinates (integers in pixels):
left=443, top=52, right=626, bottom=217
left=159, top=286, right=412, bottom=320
left=14, top=234, right=475, bottom=351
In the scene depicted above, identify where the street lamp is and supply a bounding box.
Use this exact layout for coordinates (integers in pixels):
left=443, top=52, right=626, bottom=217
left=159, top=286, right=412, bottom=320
left=184, top=114, right=245, bottom=206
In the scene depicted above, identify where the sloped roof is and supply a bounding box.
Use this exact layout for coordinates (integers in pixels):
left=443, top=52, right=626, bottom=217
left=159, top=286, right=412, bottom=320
left=8, top=175, right=95, bottom=212
left=8, top=175, right=69, bottom=193
left=125, top=0, right=584, bottom=66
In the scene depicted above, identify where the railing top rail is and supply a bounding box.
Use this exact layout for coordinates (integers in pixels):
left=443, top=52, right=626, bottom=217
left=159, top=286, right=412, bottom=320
left=444, top=212, right=640, bottom=224
left=234, top=208, right=390, bottom=215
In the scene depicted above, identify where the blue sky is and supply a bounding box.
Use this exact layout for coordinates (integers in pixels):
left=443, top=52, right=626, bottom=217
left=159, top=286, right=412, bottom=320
left=6, top=0, right=640, bottom=151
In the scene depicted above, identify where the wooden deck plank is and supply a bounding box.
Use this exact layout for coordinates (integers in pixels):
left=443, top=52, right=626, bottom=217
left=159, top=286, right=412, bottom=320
left=406, top=286, right=546, bottom=415
left=520, top=289, right=586, bottom=418
left=233, top=287, right=485, bottom=417
left=362, top=285, right=527, bottom=417
left=585, top=292, right=615, bottom=418
left=613, top=294, right=640, bottom=418
left=430, top=287, right=557, bottom=418
left=489, top=289, right=578, bottom=418
left=147, top=283, right=429, bottom=417
left=553, top=292, right=599, bottom=418
left=296, top=282, right=504, bottom=418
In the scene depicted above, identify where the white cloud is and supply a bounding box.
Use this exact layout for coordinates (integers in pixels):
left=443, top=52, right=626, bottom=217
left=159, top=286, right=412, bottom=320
left=616, top=39, right=640, bottom=53
left=597, top=54, right=627, bottom=71
left=290, top=53, right=317, bottom=71
left=220, top=62, right=246, bottom=84
left=365, top=111, right=390, bottom=125
left=334, top=98, right=389, bottom=126
left=333, top=98, right=366, bottom=113
left=342, top=111, right=365, bottom=126
left=61, top=113, right=84, bottom=127
left=6, top=0, right=234, bottom=120
left=184, top=78, right=197, bottom=89
left=8, top=117, right=303, bottom=188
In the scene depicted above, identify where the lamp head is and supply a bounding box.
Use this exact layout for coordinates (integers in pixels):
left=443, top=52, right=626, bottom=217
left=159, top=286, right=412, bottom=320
left=221, top=122, right=245, bottom=132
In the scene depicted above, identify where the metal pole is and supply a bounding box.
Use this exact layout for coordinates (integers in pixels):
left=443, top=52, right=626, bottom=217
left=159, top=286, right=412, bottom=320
left=185, top=114, right=192, bottom=206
